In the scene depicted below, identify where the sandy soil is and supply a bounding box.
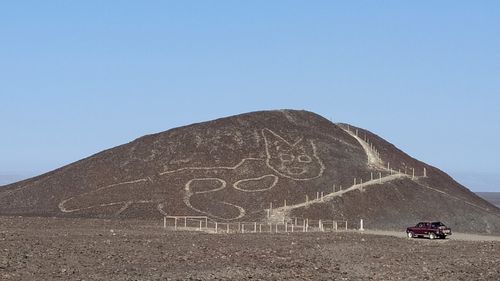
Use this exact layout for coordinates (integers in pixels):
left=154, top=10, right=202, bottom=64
left=1, top=216, right=499, bottom=281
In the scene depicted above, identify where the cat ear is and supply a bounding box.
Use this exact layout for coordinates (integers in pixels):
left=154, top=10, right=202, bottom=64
left=262, top=129, right=291, bottom=152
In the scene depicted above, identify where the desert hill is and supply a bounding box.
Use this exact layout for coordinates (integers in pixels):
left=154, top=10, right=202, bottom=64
left=1, top=110, right=499, bottom=233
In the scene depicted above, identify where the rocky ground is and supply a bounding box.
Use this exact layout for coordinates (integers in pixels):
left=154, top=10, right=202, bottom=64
left=1, top=216, right=499, bottom=281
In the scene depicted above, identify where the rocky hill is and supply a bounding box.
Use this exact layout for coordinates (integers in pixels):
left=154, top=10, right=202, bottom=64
left=1, top=110, right=499, bottom=233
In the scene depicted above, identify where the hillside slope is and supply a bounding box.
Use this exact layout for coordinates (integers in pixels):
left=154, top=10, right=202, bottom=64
left=1, top=110, right=499, bottom=233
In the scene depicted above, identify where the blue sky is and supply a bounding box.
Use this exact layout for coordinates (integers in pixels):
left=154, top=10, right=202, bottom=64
left=1, top=1, right=499, bottom=191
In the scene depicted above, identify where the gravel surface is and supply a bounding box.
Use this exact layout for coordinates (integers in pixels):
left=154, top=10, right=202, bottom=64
left=1, top=216, right=499, bottom=280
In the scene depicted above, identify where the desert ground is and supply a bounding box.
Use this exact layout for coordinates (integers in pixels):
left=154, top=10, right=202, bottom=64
left=1, top=216, right=499, bottom=281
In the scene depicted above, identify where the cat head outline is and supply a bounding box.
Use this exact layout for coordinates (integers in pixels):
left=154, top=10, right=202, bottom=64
left=262, top=128, right=324, bottom=180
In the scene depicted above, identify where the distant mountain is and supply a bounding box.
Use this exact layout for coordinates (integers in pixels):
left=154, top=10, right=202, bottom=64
left=0, top=175, right=27, bottom=186
left=476, top=192, right=500, bottom=208
left=1, top=110, right=499, bottom=233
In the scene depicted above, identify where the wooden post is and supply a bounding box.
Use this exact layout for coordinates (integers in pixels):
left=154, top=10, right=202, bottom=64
left=238, top=222, right=241, bottom=233
left=199, top=220, right=202, bottom=231
left=334, top=220, right=338, bottom=231
left=354, top=178, right=356, bottom=185
left=387, top=162, right=390, bottom=170
left=379, top=172, right=382, bottom=183
left=259, top=224, right=262, bottom=233
left=215, top=222, right=218, bottom=233
left=333, top=184, right=336, bottom=193
left=306, top=195, right=309, bottom=202
left=360, top=178, right=363, bottom=184
left=163, top=217, right=167, bottom=229
left=371, top=172, right=373, bottom=181
left=306, top=219, right=309, bottom=232
left=226, top=223, right=229, bottom=233
left=316, top=192, right=319, bottom=200
left=345, top=221, right=348, bottom=230
left=291, top=223, right=294, bottom=233
left=319, top=219, right=323, bottom=232
left=303, top=219, right=306, bottom=232
left=184, top=217, right=187, bottom=228
left=266, top=209, right=270, bottom=218
left=242, top=224, right=245, bottom=234
left=284, top=200, right=287, bottom=208
left=321, top=192, right=324, bottom=201
left=285, top=222, right=288, bottom=232
left=360, top=219, right=364, bottom=231
left=275, top=223, right=278, bottom=233
left=174, top=218, right=177, bottom=231
left=412, top=168, right=415, bottom=179
left=254, top=222, right=257, bottom=233
left=205, top=217, right=208, bottom=229
left=295, top=218, right=298, bottom=225
left=424, top=167, right=427, bottom=177
left=356, top=129, right=358, bottom=136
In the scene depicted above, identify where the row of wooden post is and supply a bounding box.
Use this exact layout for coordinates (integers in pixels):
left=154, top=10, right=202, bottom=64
left=163, top=216, right=356, bottom=233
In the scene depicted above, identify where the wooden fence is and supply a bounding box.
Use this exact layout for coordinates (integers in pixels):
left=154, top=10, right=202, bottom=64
left=163, top=216, right=363, bottom=234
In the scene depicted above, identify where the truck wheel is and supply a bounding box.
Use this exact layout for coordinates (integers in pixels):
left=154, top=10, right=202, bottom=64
left=407, top=232, right=414, bottom=238
left=429, top=232, right=436, bottom=240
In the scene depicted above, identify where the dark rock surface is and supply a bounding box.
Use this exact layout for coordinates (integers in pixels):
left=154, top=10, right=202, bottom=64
left=1, top=110, right=499, bottom=233
left=1, top=216, right=499, bottom=281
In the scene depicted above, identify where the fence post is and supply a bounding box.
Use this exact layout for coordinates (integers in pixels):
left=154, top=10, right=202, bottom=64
left=360, top=219, right=364, bottom=231
left=334, top=220, right=338, bottom=231
left=199, top=220, right=202, bottom=231
left=379, top=172, right=382, bottom=183
left=371, top=172, right=373, bottom=181
left=291, top=223, right=294, bottom=233
left=242, top=224, right=245, bottom=234
left=412, top=168, right=415, bottom=179
left=303, top=219, right=306, bottom=232
left=163, top=217, right=167, bottom=229
left=424, top=167, right=427, bottom=177
left=174, top=218, right=177, bottom=231
left=259, top=224, right=262, bottom=233
left=226, top=223, right=229, bottom=233
left=285, top=222, right=288, bottom=233
left=184, top=217, right=187, bottom=228
left=254, top=222, right=257, bottom=233
left=215, top=222, right=218, bottom=233
left=345, top=221, right=348, bottom=230
left=354, top=178, right=356, bottom=185
left=205, top=217, right=208, bottom=229
left=321, top=192, right=324, bottom=201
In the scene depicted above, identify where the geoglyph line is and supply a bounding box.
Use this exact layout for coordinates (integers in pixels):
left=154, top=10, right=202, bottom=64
left=58, top=128, right=325, bottom=220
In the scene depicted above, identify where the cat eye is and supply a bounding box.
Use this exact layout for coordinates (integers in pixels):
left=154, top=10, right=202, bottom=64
left=280, top=154, right=294, bottom=162
left=297, top=155, right=312, bottom=163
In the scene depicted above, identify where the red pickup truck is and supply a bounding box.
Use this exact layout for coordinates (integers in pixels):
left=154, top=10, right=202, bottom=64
left=406, top=221, right=452, bottom=239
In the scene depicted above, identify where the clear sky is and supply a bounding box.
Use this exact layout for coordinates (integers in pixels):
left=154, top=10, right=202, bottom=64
left=1, top=1, right=499, bottom=191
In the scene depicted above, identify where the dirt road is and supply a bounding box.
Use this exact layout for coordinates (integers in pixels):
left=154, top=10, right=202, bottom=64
left=1, top=216, right=499, bottom=280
